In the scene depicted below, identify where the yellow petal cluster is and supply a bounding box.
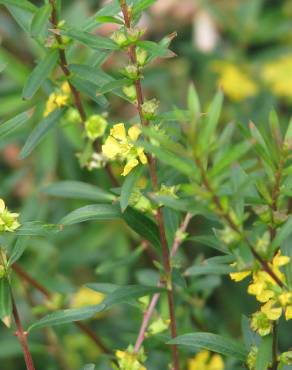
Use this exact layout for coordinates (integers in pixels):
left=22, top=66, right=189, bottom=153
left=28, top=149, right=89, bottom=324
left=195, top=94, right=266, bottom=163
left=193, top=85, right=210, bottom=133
left=44, top=82, right=71, bottom=117
left=261, top=56, right=292, bottom=99
left=212, top=61, right=258, bottom=101
left=115, top=347, right=147, bottom=370
left=230, top=251, right=292, bottom=335
left=102, top=123, right=147, bottom=176
left=0, top=198, right=20, bottom=233
left=188, top=350, right=224, bottom=370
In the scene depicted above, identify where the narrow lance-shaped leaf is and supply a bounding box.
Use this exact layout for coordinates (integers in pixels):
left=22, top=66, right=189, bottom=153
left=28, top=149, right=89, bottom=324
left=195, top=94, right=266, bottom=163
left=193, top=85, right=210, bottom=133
left=22, top=50, right=59, bottom=100
left=19, top=108, right=64, bottom=159
left=132, top=0, right=156, bottom=16
left=30, top=3, right=51, bottom=39
left=28, top=304, right=106, bottom=331
left=120, top=166, right=143, bottom=212
left=122, top=207, right=161, bottom=250
left=63, top=28, right=119, bottom=51
left=0, top=111, right=31, bottom=139
left=199, top=90, right=223, bottom=151
left=8, top=236, right=30, bottom=266
left=0, top=278, right=12, bottom=321
left=168, top=333, right=247, bottom=361
left=256, top=335, right=272, bottom=370
left=0, top=0, right=36, bottom=12
left=60, top=204, right=121, bottom=225
left=42, top=181, right=116, bottom=202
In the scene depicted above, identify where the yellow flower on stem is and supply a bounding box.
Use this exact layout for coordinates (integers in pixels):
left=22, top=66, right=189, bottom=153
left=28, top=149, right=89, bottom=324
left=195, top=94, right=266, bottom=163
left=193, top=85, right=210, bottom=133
left=260, top=300, right=282, bottom=321
left=44, top=82, right=71, bottom=117
left=212, top=61, right=258, bottom=101
left=102, top=123, right=147, bottom=176
left=0, top=198, right=20, bottom=233
left=188, top=350, right=224, bottom=370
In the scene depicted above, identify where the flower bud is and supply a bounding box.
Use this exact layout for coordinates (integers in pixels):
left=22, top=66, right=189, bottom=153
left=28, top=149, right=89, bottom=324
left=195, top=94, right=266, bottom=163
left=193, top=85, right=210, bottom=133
left=280, top=351, right=292, bottom=365
left=123, top=85, right=137, bottom=101
left=141, top=98, right=159, bottom=119
left=123, top=64, right=139, bottom=80
left=85, top=114, right=107, bottom=141
left=111, top=30, right=128, bottom=47
left=136, top=47, right=148, bottom=66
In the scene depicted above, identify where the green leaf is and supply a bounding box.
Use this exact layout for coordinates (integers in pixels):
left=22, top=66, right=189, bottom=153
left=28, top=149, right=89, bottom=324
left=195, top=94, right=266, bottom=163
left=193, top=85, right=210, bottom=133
left=63, top=28, right=118, bottom=51
left=8, top=236, right=30, bottom=266
left=120, top=166, right=143, bottom=212
left=0, top=0, right=36, bottom=12
left=0, top=111, right=31, bottom=139
left=0, top=279, right=12, bottom=320
left=15, top=222, right=61, bottom=237
left=60, top=204, right=121, bottom=225
left=284, top=117, right=292, bottom=142
left=272, top=217, right=292, bottom=248
left=28, top=304, right=106, bottom=331
left=188, top=235, right=229, bottom=253
left=88, top=284, right=162, bottom=308
left=70, top=76, right=108, bottom=107
left=256, top=335, right=272, bottom=370
left=42, top=181, right=116, bottom=202
left=95, top=15, right=123, bottom=25
left=169, top=333, right=247, bottom=361
left=209, top=141, right=252, bottom=178
left=188, top=83, right=201, bottom=123
left=81, top=365, right=95, bottom=370
left=30, top=3, right=51, bottom=39
left=22, top=50, right=59, bottom=100
left=122, top=207, right=161, bottom=250
left=132, top=0, right=156, bottom=15
left=199, top=90, right=223, bottom=150
left=185, top=263, right=235, bottom=276
left=98, top=78, right=131, bottom=94
left=141, top=141, right=196, bottom=177
left=19, top=108, right=64, bottom=159
left=136, top=40, right=171, bottom=59
left=241, top=315, right=259, bottom=349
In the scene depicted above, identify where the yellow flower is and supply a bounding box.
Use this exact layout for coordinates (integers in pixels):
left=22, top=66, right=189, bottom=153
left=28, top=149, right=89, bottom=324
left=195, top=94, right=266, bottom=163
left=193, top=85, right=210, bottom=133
left=251, top=311, right=272, bottom=336
left=229, top=270, right=251, bottom=282
left=261, top=56, right=292, bottom=99
left=212, top=61, right=258, bottom=101
left=44, top=82, right=71, bottom=117
left=261, top=300, right=282, bottom=321
left=116, top=347, right=147, bottom=370
left=285, top=305, right=292, bottom=320
left=102, top=123, right=147, bottom=176
left=71, top=287, right=104, bottom=308
left=188, top=350, right=224, bottom=370
left=0, top=198, right=20, bottom=233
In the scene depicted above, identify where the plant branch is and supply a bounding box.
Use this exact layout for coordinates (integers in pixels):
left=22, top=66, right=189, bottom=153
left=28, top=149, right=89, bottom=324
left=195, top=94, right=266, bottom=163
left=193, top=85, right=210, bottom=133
left=271, top=321, right=279, bottom=370
left=194, top=157, right=285, bottom=288
left=11, top=291, right=36, bottom=370
left=12, top=263, right=111, bottom=355
left=49, top=0, right=119, bottom=187
left=133, top=213, right=192, bottom=354
left=119, top=2, right=181, bottom=368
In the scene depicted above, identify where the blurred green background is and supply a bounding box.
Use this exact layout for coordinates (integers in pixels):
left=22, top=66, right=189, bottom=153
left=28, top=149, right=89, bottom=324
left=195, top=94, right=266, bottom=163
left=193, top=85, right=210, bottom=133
left=0, top=0, right=292, bottom=369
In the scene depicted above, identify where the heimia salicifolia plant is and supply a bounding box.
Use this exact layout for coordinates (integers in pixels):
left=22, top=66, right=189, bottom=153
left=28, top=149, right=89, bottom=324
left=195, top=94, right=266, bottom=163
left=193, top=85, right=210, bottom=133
left=0, top=0, right=291, bottom=370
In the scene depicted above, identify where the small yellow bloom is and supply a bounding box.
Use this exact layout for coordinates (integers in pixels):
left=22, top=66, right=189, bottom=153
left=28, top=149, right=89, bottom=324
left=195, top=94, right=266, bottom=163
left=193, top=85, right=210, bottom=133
left=102, top=123, right=147, bottom=176
left=229, top=270, right=251, bottom=282
left=188, top=350, right=224, bottom=370
left=262, top=56, right=292, bottom=99
left=212, top=61, right=258, bottom=101
left=71, top=286, right=104, bottom=308
left=0, top=198, right=20, bottom=233
left=285, top=305, right=292, bottom=320
left=85, top=115, right=107, bottom=141
left=272, top=250, right=290, bottom=267
left=261, top=300, right=282, bottom=321
left=44, top=82, right=71, bottom=117
left=251, top=311, right=272, bottom=336
left=115, top=347, right=147, bottom=370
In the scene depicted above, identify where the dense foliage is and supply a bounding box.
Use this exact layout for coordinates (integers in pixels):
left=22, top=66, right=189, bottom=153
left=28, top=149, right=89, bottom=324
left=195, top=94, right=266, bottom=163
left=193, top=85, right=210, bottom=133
left=0, top=1, right=291, bottom=369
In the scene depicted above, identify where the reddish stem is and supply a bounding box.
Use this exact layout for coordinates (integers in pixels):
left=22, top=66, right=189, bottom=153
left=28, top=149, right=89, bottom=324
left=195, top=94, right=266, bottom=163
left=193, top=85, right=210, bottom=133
left=11, top=292, right=36, bottom=370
